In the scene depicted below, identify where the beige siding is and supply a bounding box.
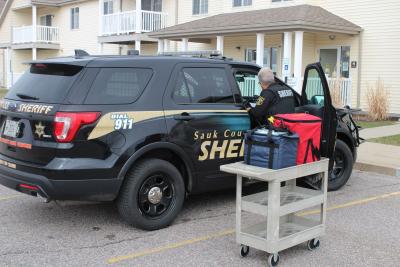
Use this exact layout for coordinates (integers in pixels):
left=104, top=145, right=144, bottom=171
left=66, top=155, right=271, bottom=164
left=56, top=1, right=119, bottom=56
left=320, top=0, right=400, bottom=112
left=0, top=50, right=5, bottom=87
left=121, top=0, right=135, bottom=12
left=140, top=43, right=157, bottom=55
left=177, top=0, right=307, bottom=24
left=0, top=7, right=11, bottom=43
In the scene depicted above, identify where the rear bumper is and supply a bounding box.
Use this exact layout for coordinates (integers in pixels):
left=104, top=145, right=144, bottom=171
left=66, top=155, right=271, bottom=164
left=0, top=155, right=123, bottom=201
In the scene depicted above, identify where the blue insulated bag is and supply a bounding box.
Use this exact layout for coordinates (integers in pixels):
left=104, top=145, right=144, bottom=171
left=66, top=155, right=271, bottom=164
left=244, top=128, right=299, bottom=169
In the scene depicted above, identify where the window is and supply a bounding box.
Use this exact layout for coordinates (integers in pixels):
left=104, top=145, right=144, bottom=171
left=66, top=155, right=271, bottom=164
left=103, top=0, right=113, bottom=15
left=70, top=7, right=79, bottom=29
left=8, top=64, right=83, bottom=104
left=234, top=70, right=262, bottom=97
left=192, top=0, right=208, bottom=15
left=245, top=47, right=279, bottom=73
left=40, top=15, right=53, bottom=26
left=172, top=68, right=234, bottom=104
left=340, top=46, right=350, bottom=78
left=233, top=0, right=252, bottom=7
left=304, top=69, right=325, bottom=106
left=142, top=0, right=162, bottom=12
left=84, top=68, right=153, bottom=104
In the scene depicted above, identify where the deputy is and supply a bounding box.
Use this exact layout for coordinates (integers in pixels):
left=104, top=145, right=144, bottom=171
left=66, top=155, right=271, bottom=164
left=246, top=67, right=295, bottom=125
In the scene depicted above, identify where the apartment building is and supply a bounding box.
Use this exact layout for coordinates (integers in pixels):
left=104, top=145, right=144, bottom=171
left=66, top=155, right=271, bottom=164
left=0, top=0, right=399, bottom=113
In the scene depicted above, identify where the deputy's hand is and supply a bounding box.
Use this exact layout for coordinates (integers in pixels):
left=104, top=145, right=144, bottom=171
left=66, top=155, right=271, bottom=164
left=246, top=107, right=251, bottom=111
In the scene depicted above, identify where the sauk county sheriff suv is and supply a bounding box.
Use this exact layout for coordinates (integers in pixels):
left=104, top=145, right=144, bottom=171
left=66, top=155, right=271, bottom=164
left=0, top=51, right=360, bottom=230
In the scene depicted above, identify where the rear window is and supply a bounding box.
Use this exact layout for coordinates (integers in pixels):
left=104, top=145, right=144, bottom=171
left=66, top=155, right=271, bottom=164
left=84, top=68, right=153, bottom=104
left=6, top=63, right=83, bottom=104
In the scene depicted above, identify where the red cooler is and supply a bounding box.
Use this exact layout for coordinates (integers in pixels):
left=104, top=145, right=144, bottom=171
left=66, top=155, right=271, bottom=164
left=273, top=113, right=322, bottom=165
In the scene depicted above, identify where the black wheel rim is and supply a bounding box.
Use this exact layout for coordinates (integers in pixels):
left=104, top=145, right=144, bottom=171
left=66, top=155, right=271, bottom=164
left=138, top=174, right=175, bottom=218
left=330, top=150, right=345, bottom=181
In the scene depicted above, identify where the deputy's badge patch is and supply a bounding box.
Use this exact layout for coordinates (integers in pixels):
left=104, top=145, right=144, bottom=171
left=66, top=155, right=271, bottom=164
left=256, top=96, right=265, bottom=106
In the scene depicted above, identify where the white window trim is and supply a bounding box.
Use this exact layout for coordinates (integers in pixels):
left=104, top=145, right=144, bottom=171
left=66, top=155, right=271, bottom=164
left=70, top=7, right=80, bottom=30
left=232, top=0, right=253, bottom=8
left=103, top=0, right=113, bottom=15
left=39, top=14, right=53, bottom=26
left=192, top=0, right=208, bottom=16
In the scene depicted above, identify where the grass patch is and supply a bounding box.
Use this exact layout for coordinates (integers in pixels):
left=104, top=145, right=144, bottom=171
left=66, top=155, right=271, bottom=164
left=369, top=134, right=400, bottom=146
left=356, top=120, right=397, bottom=129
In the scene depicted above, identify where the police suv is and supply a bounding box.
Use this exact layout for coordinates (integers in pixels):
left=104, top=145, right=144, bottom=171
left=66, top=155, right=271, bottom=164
left=0, top=51, right=360, bottom=230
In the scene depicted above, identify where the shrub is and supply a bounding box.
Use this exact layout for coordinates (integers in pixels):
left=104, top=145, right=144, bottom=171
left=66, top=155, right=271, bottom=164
left=366, top=78, right=389, bottom=121
left=330, top=79, right=344, bottom=108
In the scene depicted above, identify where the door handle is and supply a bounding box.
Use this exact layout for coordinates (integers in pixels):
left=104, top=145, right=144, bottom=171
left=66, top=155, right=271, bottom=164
left=173, top=112, right=195, bottom=121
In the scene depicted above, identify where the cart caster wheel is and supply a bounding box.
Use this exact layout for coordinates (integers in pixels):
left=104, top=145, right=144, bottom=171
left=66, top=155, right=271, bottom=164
left=267, top=253, right=279, bottom=267
left=240, top=245, right=250, bottom=257
left=307, top=238, right=320, bottom=250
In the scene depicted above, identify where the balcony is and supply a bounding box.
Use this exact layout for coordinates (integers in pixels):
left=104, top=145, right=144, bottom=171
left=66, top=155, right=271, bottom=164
left=101, top=10, right=168, bottom=36
left=12, top=25, right=60, bottom=49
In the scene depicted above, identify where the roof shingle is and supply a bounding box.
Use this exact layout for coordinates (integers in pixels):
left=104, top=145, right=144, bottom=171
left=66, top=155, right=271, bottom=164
left=149, top=5, right=362, bottom=38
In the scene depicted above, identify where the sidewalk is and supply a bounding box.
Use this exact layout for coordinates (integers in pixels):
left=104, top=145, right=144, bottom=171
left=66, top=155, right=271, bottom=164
left=355, top=124, right=400, bottom=177
left=358, top=123, right=400, bottom=139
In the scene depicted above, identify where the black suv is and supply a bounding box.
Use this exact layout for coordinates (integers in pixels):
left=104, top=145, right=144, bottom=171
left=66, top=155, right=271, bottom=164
left=0, top=54, right=360, bottom=230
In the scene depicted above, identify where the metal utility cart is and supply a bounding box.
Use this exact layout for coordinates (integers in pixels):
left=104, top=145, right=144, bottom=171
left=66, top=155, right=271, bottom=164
left=220, top=158, right=329, bottom=267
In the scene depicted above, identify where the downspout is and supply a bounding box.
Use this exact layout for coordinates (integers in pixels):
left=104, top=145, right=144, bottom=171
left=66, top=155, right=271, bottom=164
left=356, top=30, right=363, bottom=109
left=174, top=0, right=179, bottom=52
left=175, top=0, right=179, bottom=25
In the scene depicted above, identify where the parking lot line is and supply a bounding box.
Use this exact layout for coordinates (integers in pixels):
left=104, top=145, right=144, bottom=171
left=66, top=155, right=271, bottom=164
left=107, top=190, right=400, bottom=265
left=298, top=191, right=400, bottom=216
left=0, top=194, right=22, bottom=201
left=107, top=229, right=235, bottom=264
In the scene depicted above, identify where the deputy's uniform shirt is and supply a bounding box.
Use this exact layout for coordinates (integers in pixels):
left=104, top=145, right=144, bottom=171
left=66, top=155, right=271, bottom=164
left=249, top=83, right=295, bottom=125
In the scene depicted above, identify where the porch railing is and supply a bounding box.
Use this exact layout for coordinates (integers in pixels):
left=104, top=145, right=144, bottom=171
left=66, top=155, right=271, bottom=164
left=141, top=10, right=168, bottom=32
left=13, top=25, right=60, bottom=44
left=102, top=10, right=137, bottom=35
left=238, top=77, right=352, bottom=107
left=303, top=78, right=352, bottom=107
left=101, top=10, right=168, bottom=36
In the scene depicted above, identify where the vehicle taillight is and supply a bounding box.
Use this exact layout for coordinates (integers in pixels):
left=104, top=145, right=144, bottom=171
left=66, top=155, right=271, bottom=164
left=53, top=112, right=101, bottom=143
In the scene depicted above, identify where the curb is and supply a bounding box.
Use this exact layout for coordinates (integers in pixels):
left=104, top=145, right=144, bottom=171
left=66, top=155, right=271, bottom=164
left=354, top=162, right=400, bottom=177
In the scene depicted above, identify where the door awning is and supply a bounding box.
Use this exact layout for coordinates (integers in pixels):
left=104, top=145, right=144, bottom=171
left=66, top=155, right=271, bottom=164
left=149, top=5, right=362, bottom=39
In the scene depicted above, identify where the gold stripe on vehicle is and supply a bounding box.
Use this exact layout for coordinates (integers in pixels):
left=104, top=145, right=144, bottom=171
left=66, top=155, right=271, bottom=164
left=88, top=109, right=247, bottom=140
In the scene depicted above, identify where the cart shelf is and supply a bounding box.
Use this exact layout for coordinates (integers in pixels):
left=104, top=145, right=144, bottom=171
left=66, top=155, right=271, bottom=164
left=242, top=186, right=324, bottom=217
left=240, top=215, right=324, bottom=252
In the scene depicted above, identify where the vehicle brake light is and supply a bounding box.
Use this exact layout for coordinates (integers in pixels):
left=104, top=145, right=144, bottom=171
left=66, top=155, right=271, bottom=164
left=53, top=112, right=101, bottom=143
left=19, top=184, right=39, bottom=191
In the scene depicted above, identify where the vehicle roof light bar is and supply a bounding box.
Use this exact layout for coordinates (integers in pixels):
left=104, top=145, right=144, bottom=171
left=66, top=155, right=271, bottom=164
left=158, top=50, right=222, bottom=58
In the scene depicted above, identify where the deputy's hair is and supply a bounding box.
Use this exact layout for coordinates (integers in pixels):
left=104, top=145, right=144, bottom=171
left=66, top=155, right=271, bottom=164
left=258, top=67, right=275, bottom=84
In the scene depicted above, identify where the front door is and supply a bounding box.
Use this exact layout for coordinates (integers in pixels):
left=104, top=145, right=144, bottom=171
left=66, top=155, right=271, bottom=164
left=319, top=48, right=339, bottom=78
left=164, top=63, right=250, bottom=192
left=301, top=63, right=337, bottom=160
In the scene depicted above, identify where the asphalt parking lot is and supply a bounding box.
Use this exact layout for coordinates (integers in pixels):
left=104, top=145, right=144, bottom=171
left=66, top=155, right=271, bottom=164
left=0, top=170, right=399, bottom=267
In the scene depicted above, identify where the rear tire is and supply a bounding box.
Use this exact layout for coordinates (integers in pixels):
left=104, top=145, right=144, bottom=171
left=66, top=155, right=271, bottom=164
left=117, top=159, right=185, bottom=230
left=328, top=139, right=353, bottom=191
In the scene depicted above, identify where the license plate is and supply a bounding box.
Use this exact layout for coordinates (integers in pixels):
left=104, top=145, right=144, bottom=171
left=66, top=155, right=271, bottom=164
left=3, top=120, right=20, bottom=138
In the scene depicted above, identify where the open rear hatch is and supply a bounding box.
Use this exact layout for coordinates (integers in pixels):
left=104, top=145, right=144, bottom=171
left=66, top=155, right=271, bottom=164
left=0, top=63, right=84, bottom=165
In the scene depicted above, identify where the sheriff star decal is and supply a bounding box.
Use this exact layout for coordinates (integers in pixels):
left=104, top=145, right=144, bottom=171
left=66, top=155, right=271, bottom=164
left=35, top=122, right=46, bottom=138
